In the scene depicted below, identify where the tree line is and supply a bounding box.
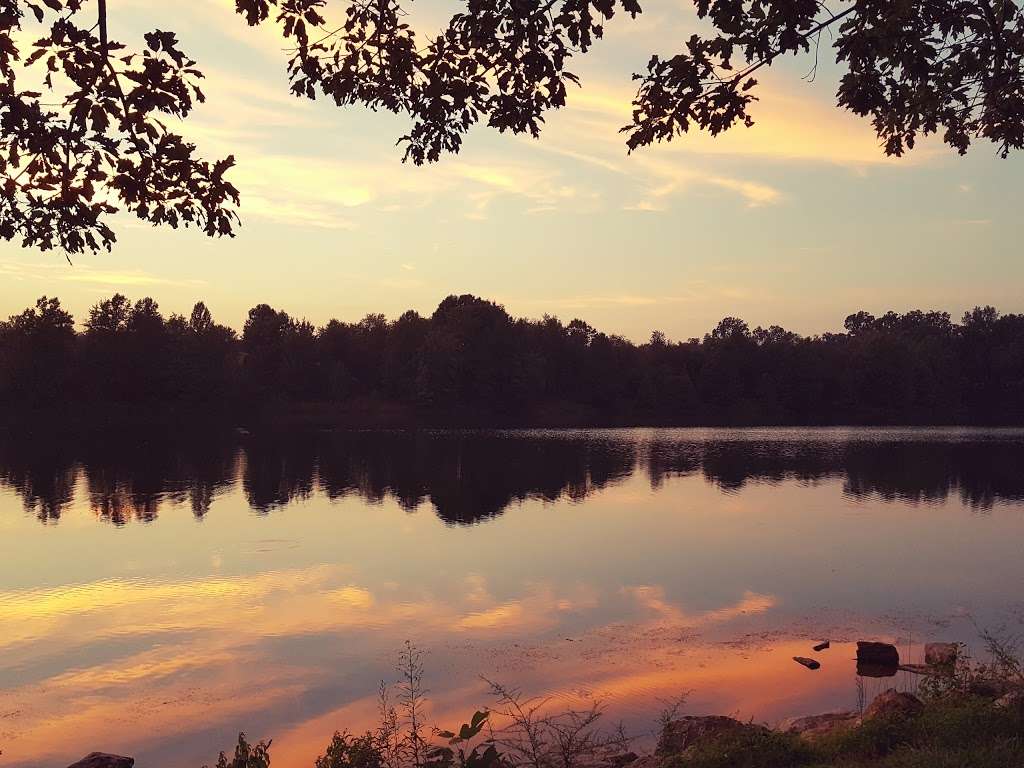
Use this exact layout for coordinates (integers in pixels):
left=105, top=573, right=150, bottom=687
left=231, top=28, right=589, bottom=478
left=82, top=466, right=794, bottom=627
left=2, top=293, right=1023, bottom=425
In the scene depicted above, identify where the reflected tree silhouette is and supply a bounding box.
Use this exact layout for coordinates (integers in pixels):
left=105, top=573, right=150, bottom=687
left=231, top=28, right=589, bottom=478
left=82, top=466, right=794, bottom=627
left=3, top=430, right=1024, bottom=526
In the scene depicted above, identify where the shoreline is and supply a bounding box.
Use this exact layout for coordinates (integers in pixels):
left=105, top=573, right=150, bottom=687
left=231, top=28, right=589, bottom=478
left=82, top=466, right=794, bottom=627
left=60, top=682, right=1024, bottom=768
left=3, top=400, right=1024, bottom=434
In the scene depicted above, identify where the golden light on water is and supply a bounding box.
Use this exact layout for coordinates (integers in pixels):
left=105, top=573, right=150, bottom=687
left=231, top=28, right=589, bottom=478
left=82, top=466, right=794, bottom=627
left=3, top=433, right=1024, bottom=767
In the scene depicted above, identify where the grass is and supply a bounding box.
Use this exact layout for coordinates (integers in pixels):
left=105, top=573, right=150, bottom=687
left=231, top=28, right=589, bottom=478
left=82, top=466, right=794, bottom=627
left=666, top=696, right=1024, bottom=768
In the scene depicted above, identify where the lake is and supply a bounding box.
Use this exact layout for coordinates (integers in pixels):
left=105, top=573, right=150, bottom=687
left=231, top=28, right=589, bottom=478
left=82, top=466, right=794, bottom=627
left=2, top=427, right=1024, bottom=768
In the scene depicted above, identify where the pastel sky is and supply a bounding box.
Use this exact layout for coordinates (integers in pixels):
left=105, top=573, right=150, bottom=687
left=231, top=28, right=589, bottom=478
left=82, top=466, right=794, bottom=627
left=1, top=0, right=1021, bottom=341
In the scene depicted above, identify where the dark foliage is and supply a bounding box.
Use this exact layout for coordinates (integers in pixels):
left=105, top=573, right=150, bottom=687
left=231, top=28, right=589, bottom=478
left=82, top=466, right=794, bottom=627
left=0, top=0, right=239, bottom=255
left=624, top=0, right=1024, bottom=159
left=237, top=0, right=1024, bottom=162
left=2, top=293, right=1024, bottom=427
left=205, top=733, right=272, bottom=768
left=2, top=2, right=1023, bottom=251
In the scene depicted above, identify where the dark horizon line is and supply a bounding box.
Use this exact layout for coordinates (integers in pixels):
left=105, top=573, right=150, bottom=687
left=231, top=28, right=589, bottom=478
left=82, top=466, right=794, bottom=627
left=3, top=291, right=1016, bottom=344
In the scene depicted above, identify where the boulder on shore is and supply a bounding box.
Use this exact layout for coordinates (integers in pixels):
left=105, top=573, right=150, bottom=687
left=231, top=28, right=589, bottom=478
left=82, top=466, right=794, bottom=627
left=623, top=757, right=661, bottom=768
left=862, top=689, right=923, bottom=722
left=779, top=712, right=859, bottom=741
left=995, top=689, right=1024, bottom=710
left=924, top=642, right=958, bottom=667
left=66, top=755, right=134, bottom=768
left=607, top=752, right=639, bottom=767
left=972, top=677, right=1016, bottom=699
left=657, top=716, right=765, bottom=755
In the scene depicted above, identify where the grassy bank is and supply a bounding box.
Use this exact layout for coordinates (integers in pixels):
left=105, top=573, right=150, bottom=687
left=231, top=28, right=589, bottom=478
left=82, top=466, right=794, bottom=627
left=672, top=696, right=1023, bottom=768
left=203, top=692, right=1023, bottom=768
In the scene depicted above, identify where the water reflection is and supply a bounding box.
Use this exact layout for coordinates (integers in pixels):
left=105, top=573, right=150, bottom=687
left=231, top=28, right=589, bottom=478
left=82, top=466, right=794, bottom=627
left=2, top=428, right=1024, bottom=768
left=3, top=428, right=1024, bottom=525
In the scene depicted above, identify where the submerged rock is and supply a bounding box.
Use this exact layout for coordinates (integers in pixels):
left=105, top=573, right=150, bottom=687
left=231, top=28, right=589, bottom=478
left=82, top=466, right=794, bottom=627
left=924, top=642, right=959, bottom=667
left=657, top=716, right=764, bottom=755
left=862, top=689, right=923, bottom=722
left=780, top=712, right=859, bottom=741
left=813, top=640, right=830, bottom=652
left=857, top=660, right=898, bottom=678
left=66, top=755, right=134, bottom=768
left=793, top=656, right=821, bottom=670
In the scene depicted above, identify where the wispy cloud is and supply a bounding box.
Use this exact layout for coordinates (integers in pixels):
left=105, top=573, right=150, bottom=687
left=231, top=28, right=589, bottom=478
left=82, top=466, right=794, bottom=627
left=240, top=194, right=359, bottom=231
left=551, top=70, right=930, bottom=169
left=622, top=159, right=783, bottom=210
left=705, top=176, right=782, bottom=206
left=61, top=270, right=207, bottom=288
left=117, top=0, right=797, bottom=224
left=516, top=294, right=697, bottom=310
left=0, top=260, right=206, bottom=289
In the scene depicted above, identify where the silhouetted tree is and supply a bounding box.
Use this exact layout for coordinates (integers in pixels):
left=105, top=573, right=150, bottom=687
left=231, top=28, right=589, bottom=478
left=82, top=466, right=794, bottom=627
left=242, top=304, right=289, bottom=374
left=0, top=295, right=75, bottom=403
left=418, top=295, right=520, bottom=408
left=0, top=2, right=239, bottom=254
left=80, top=294, right=172, bottom=400
left=383, top=310, right=429, bottom=401
left=2, top=293, right=1024, bottom=426
left=171, top=301, right=239, bottom=402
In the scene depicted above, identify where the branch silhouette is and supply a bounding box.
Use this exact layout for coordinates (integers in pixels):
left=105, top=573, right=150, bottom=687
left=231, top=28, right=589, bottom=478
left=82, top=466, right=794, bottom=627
left=1, top=0, right=1023, bottom=251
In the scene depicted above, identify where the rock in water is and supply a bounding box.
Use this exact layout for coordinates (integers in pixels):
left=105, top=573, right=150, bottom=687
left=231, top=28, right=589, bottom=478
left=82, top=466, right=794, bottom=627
left=856, top=641, right=899, bottom=666
left=862, top=690, right=923, bottom=722
left=66, top=755, right=135, bottom=768
left=813, top=640, right=830, bottom=652
left=924, top=642, right=958, bottom=667
left=793, top=656, right=821, bottom=670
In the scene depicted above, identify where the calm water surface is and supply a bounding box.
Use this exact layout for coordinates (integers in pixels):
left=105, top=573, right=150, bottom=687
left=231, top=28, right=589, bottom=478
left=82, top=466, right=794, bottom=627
left=2, top=427, right=1024, bottom=767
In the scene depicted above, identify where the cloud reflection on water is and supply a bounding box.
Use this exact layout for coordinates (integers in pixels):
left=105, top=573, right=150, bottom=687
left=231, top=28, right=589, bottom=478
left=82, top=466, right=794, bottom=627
left=2, top=428, right=1024, bottom=767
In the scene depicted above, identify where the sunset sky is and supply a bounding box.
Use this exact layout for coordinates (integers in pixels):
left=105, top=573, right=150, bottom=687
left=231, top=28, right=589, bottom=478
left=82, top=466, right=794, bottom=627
left=0, top=0, right=1021, bottom=341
